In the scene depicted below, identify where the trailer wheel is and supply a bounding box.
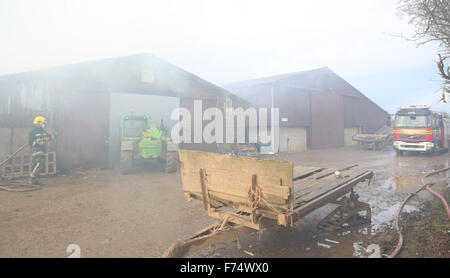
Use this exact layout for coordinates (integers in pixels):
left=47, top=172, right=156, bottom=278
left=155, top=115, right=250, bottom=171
left=120, top=150, right=133, bottom=174
left=165, top=151, right=179, bottom=173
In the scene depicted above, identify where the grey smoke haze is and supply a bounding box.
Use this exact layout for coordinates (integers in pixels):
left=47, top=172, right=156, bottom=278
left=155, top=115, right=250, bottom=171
left=0, top=0, right=447, bottom=113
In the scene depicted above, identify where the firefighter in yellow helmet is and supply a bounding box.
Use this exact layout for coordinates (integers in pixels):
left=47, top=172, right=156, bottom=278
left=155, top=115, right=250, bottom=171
left=28, top=116, right=52, bottom=185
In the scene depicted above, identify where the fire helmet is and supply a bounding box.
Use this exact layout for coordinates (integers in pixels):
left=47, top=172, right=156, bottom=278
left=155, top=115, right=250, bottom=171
left=33, top=116, right=46, bottom=126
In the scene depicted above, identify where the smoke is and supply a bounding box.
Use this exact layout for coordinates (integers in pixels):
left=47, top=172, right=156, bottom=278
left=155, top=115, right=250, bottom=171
left=0, top=0, right=443, bottom=112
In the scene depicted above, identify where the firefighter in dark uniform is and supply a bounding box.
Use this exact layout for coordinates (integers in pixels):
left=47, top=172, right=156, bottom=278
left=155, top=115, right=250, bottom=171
left=29, top=116, right=52, bottom=185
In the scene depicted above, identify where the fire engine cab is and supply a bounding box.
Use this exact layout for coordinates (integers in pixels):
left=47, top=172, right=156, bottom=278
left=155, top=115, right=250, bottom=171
left=393, top=105, right=450, bottom=155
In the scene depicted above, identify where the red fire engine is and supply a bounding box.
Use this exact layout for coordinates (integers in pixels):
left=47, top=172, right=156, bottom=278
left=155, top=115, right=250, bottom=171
left=393, top=105, right=450, bottom=155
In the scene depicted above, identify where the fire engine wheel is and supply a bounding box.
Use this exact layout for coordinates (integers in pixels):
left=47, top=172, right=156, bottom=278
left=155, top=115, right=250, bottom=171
left=120, top=150, right=133, bottom=174
left=165, top=151, right=179, bottom=173
left=395, top=149, right=404, bottom=156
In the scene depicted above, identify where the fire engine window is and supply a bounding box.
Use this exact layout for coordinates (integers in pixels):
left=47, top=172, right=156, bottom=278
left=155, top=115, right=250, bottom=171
left=395, top=115, right=431, bottom=129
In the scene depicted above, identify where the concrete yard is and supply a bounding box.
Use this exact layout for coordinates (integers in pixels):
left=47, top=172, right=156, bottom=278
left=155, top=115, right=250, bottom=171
left=0, top=148, right=449, bottom=258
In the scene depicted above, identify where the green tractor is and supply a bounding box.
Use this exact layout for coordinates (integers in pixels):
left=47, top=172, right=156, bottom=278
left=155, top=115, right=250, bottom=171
left=119, top=113, right=179, bottom=174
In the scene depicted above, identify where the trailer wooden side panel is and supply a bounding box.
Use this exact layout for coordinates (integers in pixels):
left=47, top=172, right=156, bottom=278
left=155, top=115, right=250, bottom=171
left=179, top=149, right=294, bottom=215
left=178, top=150, right=373, bottom=230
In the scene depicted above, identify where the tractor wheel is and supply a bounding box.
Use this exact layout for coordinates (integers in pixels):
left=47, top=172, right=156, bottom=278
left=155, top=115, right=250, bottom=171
left=165, top=151, right=179, bottom=173
left=120, top=150, right=133, bottom=174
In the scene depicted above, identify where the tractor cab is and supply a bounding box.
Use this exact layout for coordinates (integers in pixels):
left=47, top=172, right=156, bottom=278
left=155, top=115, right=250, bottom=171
left=122, top=114, right=150, bottom=140
left=120, top=113, right=178, bottom=174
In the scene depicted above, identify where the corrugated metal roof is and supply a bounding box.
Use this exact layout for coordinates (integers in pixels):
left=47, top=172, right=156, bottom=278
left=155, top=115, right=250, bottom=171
left=223, top=67, right=386, bottom=113
left=223, top=67, right=329, bottom=88
left=0, top=53, right=249, bottom=106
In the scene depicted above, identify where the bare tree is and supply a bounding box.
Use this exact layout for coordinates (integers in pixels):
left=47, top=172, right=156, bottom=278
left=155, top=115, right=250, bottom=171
left=397, top=0, right=449, bottom=102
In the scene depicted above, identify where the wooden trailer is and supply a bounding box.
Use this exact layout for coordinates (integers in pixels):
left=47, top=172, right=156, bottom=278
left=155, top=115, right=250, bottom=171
left=162, top=150, right=373, bottom=258
left=352, top=134, right=391, bottom=151
left=352, top=126, right=393, bottom=151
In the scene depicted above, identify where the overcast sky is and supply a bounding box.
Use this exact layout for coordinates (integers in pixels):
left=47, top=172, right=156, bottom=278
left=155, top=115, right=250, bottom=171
left=0, top=0, right=448, bottom=113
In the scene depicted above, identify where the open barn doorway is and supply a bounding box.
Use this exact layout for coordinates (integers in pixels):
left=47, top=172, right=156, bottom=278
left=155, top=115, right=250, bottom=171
left=108, top=92, right=179, bottom=168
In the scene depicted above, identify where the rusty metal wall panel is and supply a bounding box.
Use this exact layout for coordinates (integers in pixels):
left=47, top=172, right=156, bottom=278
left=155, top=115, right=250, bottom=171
left=343, top=96, right=361, bottom=127
left=321, top=71, right=361, bottom=97
left=310, top=92, right=344, bottom=149
left=179, top=98, right=218, bottom=152
left=230, top=85, right=311, bottom=128
left=343, top=96, right=388, bottom=133
left=360, top=99, right=389, bottom=133
left=57, top=91, right=110, bottom=170
left=0, top=77, right=57, bottom=128
left=276, top=87, right=311, bottom=127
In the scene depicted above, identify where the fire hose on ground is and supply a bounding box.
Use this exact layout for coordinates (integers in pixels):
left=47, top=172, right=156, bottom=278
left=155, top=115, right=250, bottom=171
left=0, top=143, right=41, bottom=192
left=388, top=166, right=450, bottom=258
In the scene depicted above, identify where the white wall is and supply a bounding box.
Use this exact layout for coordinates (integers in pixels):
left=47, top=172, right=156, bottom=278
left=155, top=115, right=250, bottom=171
left=279, top=127, right=307, bottom=153
left=344, top=127, right=360, bottom=146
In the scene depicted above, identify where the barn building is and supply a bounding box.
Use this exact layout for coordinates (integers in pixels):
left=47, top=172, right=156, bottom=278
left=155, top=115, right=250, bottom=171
left=0, top=53, right=247, bottom=171
left=224, top=67, right=389, bottom=152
